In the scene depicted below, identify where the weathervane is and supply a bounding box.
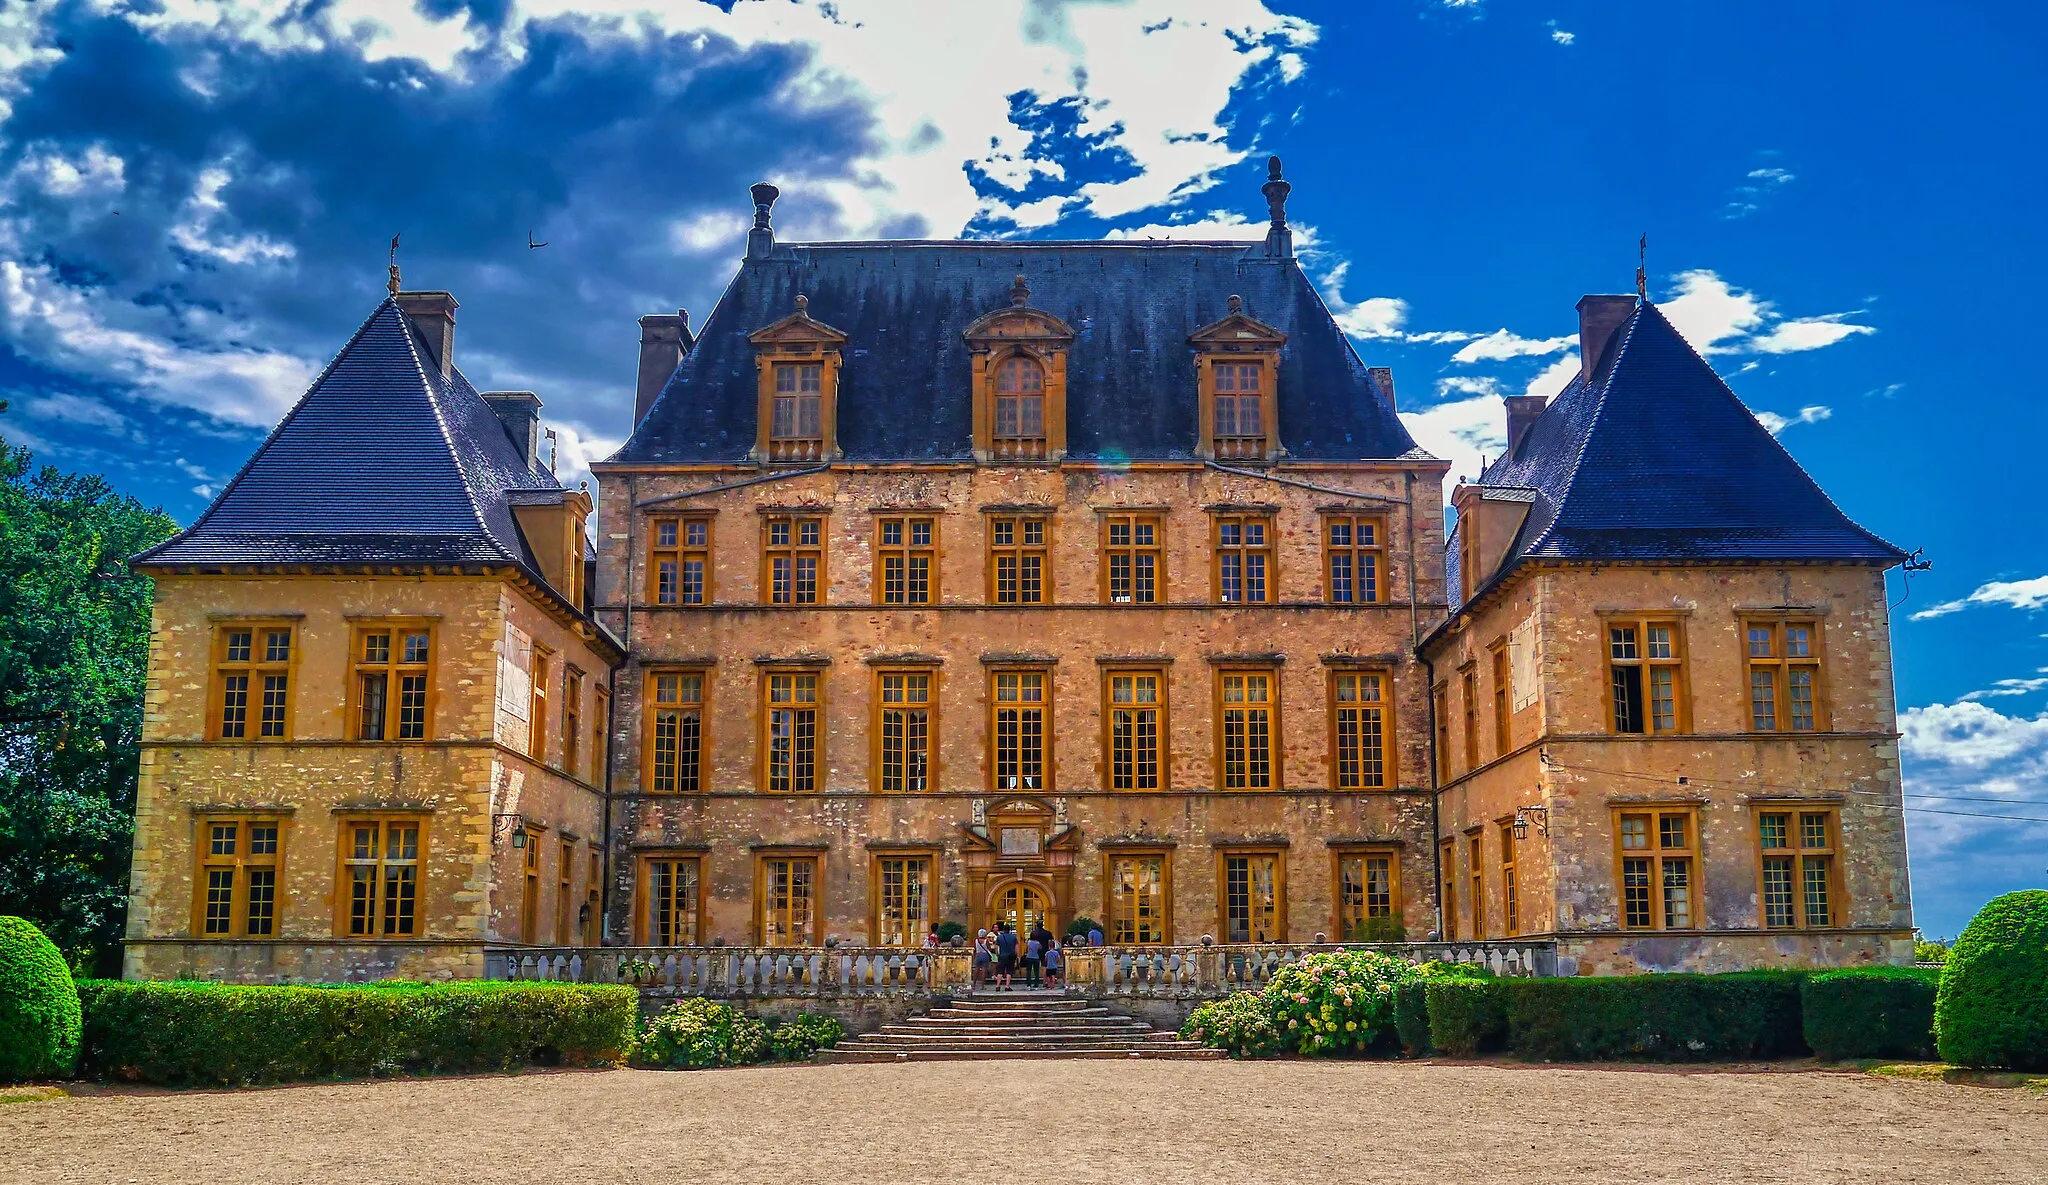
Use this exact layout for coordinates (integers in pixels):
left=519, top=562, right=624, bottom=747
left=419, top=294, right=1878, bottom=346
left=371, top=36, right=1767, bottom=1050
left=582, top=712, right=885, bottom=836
left=1636, top=232, right=1648, bottom=300
left=387, top=233, right=402, bottom=295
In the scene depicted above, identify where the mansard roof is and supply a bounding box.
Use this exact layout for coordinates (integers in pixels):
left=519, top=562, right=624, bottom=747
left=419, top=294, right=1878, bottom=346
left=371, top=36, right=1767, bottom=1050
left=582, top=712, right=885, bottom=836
left=1444, top=298, right=1905, bottom=606
left=609, top=239, right=1420, bottom=465
left=136, top=299, right=567, bottom=570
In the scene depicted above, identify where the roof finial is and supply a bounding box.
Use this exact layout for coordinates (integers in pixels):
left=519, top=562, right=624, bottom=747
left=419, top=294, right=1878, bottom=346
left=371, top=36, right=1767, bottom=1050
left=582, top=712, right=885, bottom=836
left=1011, top=273, right=1030, bottom=307
left=1636, top=232, right=1648, bottom=300
left=387, top=232, right=401, bottom=295
left=793, top=293, right=809, bottom=315
left=1227, top=293, right=1244, bottom=316
left=1261, top=156, right=1293, bottom=259
left=747, top=181, right=780, bottom=260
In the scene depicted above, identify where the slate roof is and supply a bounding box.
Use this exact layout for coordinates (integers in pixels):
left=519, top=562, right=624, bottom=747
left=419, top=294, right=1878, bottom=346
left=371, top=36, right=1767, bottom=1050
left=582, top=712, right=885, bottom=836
left=136, top=299, right=566, bottom=570
left=1445, top=298, right=1905, bottom=610
left=609, top=239, right=1420, bottom=464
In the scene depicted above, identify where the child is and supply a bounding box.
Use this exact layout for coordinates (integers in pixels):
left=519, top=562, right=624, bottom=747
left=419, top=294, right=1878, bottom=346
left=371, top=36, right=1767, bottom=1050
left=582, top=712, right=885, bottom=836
left=1043, top=937, right=1063, bottom=990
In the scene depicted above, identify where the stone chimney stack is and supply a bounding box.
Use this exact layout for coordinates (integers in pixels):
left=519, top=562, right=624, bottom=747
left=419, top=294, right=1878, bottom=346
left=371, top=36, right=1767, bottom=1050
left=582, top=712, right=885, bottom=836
left=1260, top=156, right=1293, bottom=259
left=395, top=291, right=457, bottom=381
left=1367, top=366, right=1396, bottom=411
left=1504, top=394, right=1547, bottom=455
left=481, top=390, right=543, bottom=471
left=635, top=309, right=691, bottom=425
left=746, top=181, right=779, bottom=260
left=1576, top=294, right=1637, bottom=384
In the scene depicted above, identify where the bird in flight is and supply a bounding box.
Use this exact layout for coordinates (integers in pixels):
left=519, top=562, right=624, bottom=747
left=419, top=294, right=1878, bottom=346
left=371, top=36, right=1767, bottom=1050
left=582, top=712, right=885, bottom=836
left=528, top=229, right=548, bottom=249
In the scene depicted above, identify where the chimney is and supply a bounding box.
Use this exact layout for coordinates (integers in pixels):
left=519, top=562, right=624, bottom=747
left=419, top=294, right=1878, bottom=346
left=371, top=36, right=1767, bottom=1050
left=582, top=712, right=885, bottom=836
left=394, top=290, right=457, bottom=380
left=1576, top=294, right=1637, bottom=383
left=746, top=181, right=779, bottom=260
left=1504, top=395, right=1547, bottom=455
left=1367, top=366, right=1396, bottom=411
left=481, top=390, right=542, bottom=470
left=635, top=309, right=691, bottom=425
left=1260, top=156, right=1293, bottom=259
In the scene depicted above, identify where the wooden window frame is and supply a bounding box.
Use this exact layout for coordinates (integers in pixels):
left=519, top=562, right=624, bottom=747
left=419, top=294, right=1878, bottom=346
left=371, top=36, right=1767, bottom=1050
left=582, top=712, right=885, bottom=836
left=761, top=513, right=827, bottom=606
left=1499, top=820, right=1519, bottom=936
left=1603, top=615, right=1689, bottom=735
left=644, top=668, right=708, bottom=794
left=755, top=851, right=821, bottom=947
left=556, top=836, right=575, bottom=944
left=1321, top=512, right=1385, bottom=605
left=1103, top=668, right=1169, bottom=792
left=1755, top=804, right=1844, bottom=929
left=873, top=667, right=937, bottom=794
left=192, top=814, right=287, bottom=939
left=1460, top=664, right=1481, bottom=772
left=562, top=666, right=584, bottom=780
left=1438, top=837, right=1458, bottom=940
left=768, top=360, right=826, bottom=460
left=209, top=620, right=298, bottom=741
left=1457, top=506, right=1480, bottom=604
left=1331, top=845, right=1401, bottom=941
left=1431, top=682, right=1451, bottom=784
left=1467, top=830, right=1485, bottom=939
left=1100, top=512, right=1164, bottom=605
left=1206, top=358, right=1272, bottom=460
left=1489, top=639, right=1511, bottom=758
left=634, top=852, right=704, bottom=946
left=584, top=846, right=602, bottom=946
left=528, top=646, right=552, bottom=763
left=1216, top=848, right=1287, bottom=944
left=989, top=353, right=1051, bottom=461
left=966, top=304, right=1072, bottom=462
left=988, top=667, right=1054, bottom=793
left=1189, top=303, right=1285, bottom=463
left=1210, top=512, right=1276, bottom=604
left=1744, top=618, right=1829, bottom=733
left=748, top=300, right=845, bottom=463
left=1329, top=667, right=1392, bottom=790
left=346, top=621, right=435, bottom=743
left=1104, top=849, right=1173, bottom=945
left=875, top=515, right=938, bottom=606
left=760, top=668, right=823, bottom=794
left=648, top=514, right=713, bottom=606
left=1613, top=805, right=1700, bottom=931
left=334, top=814, right=428, bottom=939
left=870, top=851, right=937, bottom=947
left=520, top=824, right=544, bottom=941
left=1214, top=666, right=1281, bottom=791
left=986, top=514, right=1052, bottom=604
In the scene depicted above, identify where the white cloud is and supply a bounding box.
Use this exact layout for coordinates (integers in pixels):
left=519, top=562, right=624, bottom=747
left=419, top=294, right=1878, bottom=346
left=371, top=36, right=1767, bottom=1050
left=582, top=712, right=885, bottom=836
left=1901, top=701, right=2048, bottom=769
left=1910, top=575, right=2048, bottom=621
left=1753, top=404, right=1831, bottom=434
left=668, top=210, right=749, bottom=254
left=1546, top=21, right=1574, bottom=45
left=1521, top=352, right=1580, bottom=398
left=1451, top=329, right=1573, bottom=364
left=1749, top=167, right=1795, bottom=184
left=169, top=165, right=296, bottom=265
left=1961, top=674, right=2048, bottom=702
left=1401, top=390, right=1505, bottom=483
left=1102, top=211, right=1318, bottom=247
left=1660, top=269, right=1875, bottom=356
left=1748, top=314, right=1875, bottom=354
left=21, top=392, right=126, bottom=431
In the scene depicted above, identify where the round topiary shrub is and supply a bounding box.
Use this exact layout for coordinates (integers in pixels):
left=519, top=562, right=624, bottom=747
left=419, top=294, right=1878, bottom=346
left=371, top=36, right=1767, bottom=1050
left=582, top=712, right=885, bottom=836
left=0, top=916, right=82, bottom=1082
left=632, top=997, right=769, bottom=1070
left=1935, top=889, right=2048, bottom=1070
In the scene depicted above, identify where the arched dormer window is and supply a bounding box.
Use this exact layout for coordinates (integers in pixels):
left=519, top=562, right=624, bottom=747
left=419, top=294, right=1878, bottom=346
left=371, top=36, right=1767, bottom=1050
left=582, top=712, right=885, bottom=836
left=965, top=275, right=1074, bottom=463
left=748, top=294, right=848, bottom=463
left=1189, top=294, right=1288, bottom=462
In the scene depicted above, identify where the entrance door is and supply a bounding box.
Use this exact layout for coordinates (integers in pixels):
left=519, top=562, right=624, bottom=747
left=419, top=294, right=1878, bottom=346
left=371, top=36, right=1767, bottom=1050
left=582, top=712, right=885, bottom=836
left=993, top=883, right=1050, bottom=940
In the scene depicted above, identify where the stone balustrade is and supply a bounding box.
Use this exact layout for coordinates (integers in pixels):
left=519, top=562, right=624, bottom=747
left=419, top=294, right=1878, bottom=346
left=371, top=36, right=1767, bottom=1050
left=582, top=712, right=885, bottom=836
left=1080, top=939, right=1555, bottom=999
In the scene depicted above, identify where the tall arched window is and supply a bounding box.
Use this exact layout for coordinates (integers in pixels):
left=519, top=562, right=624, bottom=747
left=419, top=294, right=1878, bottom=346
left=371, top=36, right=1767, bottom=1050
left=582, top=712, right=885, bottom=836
left=992, top=355, right=1047, bottom=459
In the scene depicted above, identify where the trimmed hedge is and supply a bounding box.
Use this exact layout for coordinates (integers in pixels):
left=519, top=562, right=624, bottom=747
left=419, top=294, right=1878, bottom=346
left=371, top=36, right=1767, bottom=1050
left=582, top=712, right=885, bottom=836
left=1802, top=967, right=1939, bottom=1061
left=1936, top=889, right=2048, bottom=1070
left=1393, top=981, right=1432, bottom=1057
left=1502, top=972, right=1806, bottom=1062
left=76, top=980, right=636, bottom=1086
left=0, top=917, right=82, bottom=1082
left=1425, top=979, right=1508, bottom=1057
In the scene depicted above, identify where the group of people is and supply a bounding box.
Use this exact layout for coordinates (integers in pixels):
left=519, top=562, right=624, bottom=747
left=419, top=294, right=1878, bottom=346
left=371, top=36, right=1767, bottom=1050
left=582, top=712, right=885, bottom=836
left=965, top=921, right=1091, bottom=990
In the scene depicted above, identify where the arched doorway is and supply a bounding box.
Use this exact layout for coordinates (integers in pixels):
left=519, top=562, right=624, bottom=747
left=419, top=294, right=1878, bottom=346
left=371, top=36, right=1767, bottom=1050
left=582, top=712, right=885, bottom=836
left=991, top=882, right=1051, bottom=939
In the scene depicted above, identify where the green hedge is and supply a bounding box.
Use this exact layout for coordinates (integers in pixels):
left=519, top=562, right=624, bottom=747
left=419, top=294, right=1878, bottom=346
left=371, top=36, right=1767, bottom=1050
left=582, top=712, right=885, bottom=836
left=1936, top=889, right=2048, bottom=1070
left=0, top=917, right=82, bottom=1082
left=1501, top=972, right=1806, bottom=1062
left=1393, top=981, right=1432, bottom=1057
left=1802, top=967, right=1939, bottom=1061
left=76, top=980, right=636, bottom=1086
left=1425, top=979, right=1508, bottom=1057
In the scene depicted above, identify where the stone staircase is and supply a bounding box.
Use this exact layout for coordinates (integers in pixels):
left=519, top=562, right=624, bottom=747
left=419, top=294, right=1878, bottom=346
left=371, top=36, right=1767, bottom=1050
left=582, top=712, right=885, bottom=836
left=816, top=991, right=1223, bottom=1062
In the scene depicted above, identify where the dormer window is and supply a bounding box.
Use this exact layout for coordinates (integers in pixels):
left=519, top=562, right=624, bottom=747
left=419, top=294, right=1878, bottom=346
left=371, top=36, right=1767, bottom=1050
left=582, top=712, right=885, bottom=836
left=993, top=355, right=1048, bottom=459
left=966, top=275, right=1074, bottom=463
left=1189, top=294, right=1287, bottom=462
left=749, top=294, right=845, bottom=463
left=1211, top=361, right=1266, bottom=459
left=771, top=362, right=823, bottom=459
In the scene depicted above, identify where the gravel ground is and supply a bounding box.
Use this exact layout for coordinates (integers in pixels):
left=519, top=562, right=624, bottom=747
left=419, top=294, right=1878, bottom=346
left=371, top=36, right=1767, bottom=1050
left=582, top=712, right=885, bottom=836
left=11, top=1060, right=2046, bottom=1185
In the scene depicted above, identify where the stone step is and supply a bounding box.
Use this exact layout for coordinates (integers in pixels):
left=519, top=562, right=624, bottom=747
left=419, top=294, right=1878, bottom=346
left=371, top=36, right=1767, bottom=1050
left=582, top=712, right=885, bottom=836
left=817, top=1047, right=1225, bottom=1063
left=891, top=1023, right=1155, bottom=1036
left=844, top=1033, right=1190, bottom=1049
left=912, top=1012, right=1135, bottom=1025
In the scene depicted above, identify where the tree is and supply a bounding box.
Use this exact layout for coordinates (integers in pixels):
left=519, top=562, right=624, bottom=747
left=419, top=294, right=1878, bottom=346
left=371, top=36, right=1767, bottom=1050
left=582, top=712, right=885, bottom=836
left=0, top=426, right=177, bottom=974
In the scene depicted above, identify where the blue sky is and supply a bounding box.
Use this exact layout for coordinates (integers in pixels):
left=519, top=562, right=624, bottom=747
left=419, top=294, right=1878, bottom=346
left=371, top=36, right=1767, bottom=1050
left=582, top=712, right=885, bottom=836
left=0, top=0, right=2040, bottom=938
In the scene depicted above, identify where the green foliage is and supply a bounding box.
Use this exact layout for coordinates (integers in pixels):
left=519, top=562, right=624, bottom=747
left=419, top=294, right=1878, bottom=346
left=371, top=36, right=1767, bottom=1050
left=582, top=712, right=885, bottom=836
left=1393, top=981, right=1432, bottom=1057
left=1914, top=938, right=1949, bottom=965
left=1801, top=967, right=1939, bottom=1061
left=1064, top=916, right=1100, bottom=940
left=1415, top=959, right=1495, bottom=980
left=74, top=979, right=634, bottom=1086
left=1500, top=972, right=1806, bottom=1062
left=767, top=1013, right=843, bottom=1061
left=1343, top=915, right=1408, bottom=943
left=1264, top=949, right=1419, bottom=1055
left=632, top=997, right=769, bottom=1070
left=934, top=921, right=968, bottom=943
left=0, top=917, right=82, bottom=1081
left=0, top=435, right=177, bottom=974
left=1935, top=890, right=2048, bottom=1070
left=1425, top=978, right=1509, bottom=1057
left=1180, top=991, right=1285, bottom=1058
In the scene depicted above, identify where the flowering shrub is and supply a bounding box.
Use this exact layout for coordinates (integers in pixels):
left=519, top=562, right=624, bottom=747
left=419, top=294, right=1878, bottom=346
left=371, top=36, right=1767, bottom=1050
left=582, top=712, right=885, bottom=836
left=632, top=997, right=769, bottom=1070
left=768, top=1013, right=844, bottom=1061
left=1265, top=950, right=1420, bottom=1056
left=1180, top=991, right=1285, bottom=1058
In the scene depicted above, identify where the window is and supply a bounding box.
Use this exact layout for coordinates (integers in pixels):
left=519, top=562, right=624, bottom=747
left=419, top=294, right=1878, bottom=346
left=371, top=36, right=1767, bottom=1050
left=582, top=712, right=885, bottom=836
left=1213, top=514, right=1274, bottom=603
left=1759, top=807, right=1840, bottom=928
left=594, top=685, right=611, bottom=774
left=758, top=855, right=818, bottom=946
left=1432, top=683, right=1451, bottom=785
left=521, top=826, right=542, bottom=940
left=876, top=670, right=934, bottom=793
left=1105, top=670, right=1165, bottom=791
left=647, top=671, right=706, bottom=794
left=640, top=855, right=701, bottom=946
left=557, top=838, right=574, bottom=944
left=1746, top=619, right=1824, bottom=732
left=876, top=516, right=936, bottom=605
left=1438, top=838, right=1458, bottom=940
left=1107, top=852, right=1170, bottom=944
left=1210, top=362, right=1267, bottom=459
left=1500, top=822, right=1519, bottom=936
left=213, top=623, right=293, bottom=740
left=988, top=515, right=1049, bottom=604
left=339, top=817, right=423, bottom=937
left=1330, top=670, right=1389, bottom=790
left=1458, top=511, right=1480, bottom=604
left=563, top=667, right=583, bottom=779
left=1323, top=514, right=1382, bottom=604
left=195, top=817, right=282, bottom=938
left=762, top=671, right=821, bottom=793
left=1616, top=807, right=1697, bottom=930
left=649, top=516, right=711, bottom=606
left=1102, top=513, right=1162, bottom=604
left=1607, top=618, right=1685, bottom=734
left=1461, top=667, right=1480, bottom=771
left=1220, top=852, right=1284, bottom=943
left=1217, top=669, right=1278, bottom=790
left=350, top=625, right=431, bottom=742
left=873, top=854, right=931, bottom=946
left=585, top=848, right=602, bottom=946
left=1334, top=849, right=1398, bottom=941
left=1491, top=642, right=1511, bottom=757
left=762, top=515, right=824, bottom=605
left=528, top=648, right=551, bottom=761
left=769, top=361, right=823, bottom=461
left=1468, top=833, right=1484, bottom=939
left=991, top=355, right=1048, bottom=460
left=991, top=670, right=1049, bottom=792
